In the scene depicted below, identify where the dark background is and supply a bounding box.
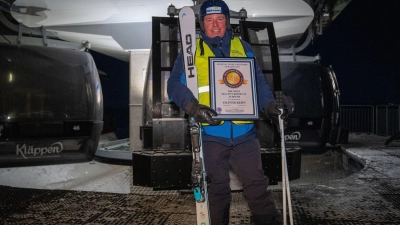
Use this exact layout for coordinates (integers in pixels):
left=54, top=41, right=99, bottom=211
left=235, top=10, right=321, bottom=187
left=90, top=51, right=130, bottom=139
left=302, top=0, right=399, bottom=105
left=92, top=0, right=399, bottom=138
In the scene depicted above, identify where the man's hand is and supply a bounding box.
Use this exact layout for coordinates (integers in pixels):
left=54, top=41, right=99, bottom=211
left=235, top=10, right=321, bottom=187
left=186, top=99, right=222, bottom=125
left=265, top=92, right=294, bottom=128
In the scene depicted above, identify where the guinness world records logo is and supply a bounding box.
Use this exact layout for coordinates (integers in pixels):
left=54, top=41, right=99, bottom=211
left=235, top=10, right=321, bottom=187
left=222, top=69, right=244, bottom=88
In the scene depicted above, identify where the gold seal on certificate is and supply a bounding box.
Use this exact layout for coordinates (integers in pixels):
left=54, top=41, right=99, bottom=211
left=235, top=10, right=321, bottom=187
left=209, top=57, right=258, bottom=120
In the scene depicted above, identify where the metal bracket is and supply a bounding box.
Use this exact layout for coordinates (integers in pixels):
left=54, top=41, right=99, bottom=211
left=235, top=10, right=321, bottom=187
left=17, top=22, right=22, bottom=44
left=292, top=46, right=296, bottom=62
left=167, top=3, right=247, bottom=21
left=41, top=26, right=48, bottom=46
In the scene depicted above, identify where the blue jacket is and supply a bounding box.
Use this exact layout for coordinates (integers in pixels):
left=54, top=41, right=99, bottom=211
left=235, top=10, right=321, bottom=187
left=167, top=30, right=275, bottom=146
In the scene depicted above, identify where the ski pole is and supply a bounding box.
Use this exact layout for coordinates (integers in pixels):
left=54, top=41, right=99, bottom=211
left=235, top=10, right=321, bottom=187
left=284, top=151, right=293, bottom=225
left=279, top=110, right=293, bottom=225
left=280, top=113, right=287, bottom=225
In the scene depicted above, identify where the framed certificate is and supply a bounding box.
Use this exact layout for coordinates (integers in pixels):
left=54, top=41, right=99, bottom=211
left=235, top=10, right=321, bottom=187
left=209, top=57, right=259, bottom=120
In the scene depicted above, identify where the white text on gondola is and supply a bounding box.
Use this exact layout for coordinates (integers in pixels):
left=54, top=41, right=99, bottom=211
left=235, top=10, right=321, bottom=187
left=16, top=142, right=63, bottom=159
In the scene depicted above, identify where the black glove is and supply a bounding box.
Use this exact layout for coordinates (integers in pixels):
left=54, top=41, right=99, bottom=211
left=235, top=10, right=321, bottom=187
left=186, top=99, right=221, bottom=125
left=265, top=92, right=294, bottom=128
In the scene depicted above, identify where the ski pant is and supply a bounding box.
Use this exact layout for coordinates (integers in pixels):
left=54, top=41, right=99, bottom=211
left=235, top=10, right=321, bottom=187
left=203, top=139, right=282, bottom=225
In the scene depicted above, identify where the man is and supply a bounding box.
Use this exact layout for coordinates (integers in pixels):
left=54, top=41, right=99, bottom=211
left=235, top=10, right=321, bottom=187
left=167, top=0, right=293, bottom=224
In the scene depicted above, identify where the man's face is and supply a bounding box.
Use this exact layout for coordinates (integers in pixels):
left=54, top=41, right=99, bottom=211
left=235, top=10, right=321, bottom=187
left=203, top=14, right=227, bottom=38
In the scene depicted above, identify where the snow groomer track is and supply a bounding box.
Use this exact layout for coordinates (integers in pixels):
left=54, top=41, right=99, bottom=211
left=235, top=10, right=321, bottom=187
left=1, top=134, right=400, bottom=224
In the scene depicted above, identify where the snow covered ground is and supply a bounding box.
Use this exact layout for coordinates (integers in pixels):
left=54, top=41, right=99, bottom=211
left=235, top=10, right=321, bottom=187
left=1, top=133, right=400, bottom=224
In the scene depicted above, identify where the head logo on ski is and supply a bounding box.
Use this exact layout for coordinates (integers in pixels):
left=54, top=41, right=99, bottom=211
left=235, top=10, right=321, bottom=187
left=185, top=34, right=195, bottom=78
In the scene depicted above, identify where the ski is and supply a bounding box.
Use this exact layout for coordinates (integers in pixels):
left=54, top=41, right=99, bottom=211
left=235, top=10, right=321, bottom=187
left=178, top=6, right=211, bottom=225
left=179, top=6, right=199, bottom=99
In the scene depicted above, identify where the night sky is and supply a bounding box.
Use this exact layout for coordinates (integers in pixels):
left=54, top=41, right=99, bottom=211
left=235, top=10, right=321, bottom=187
left=90, top=50, right=130, bottom=138
left=302, top=0, right=399, bottom=105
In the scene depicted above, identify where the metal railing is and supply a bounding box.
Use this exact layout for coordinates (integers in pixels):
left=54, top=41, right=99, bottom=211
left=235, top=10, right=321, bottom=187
left=340, top=105, right=400, bottom=137
left=376, top=105, right=400, bottom=136
left=340, top=105, right=374, bottom=134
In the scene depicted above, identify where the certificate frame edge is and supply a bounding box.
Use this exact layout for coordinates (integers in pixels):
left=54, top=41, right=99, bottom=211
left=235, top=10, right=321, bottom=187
left=208, top=57, right=259, bottom=120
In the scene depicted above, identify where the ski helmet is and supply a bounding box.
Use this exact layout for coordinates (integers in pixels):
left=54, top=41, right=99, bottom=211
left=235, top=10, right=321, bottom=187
left=199, top=0, right=231, bottom=32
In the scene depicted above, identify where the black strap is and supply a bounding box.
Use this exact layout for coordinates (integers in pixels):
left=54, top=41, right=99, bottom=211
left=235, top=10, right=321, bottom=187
left=199, top=38, right=204, bottom=56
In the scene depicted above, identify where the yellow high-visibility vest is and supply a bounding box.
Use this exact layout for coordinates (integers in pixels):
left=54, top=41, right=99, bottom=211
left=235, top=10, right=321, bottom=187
left=195, top=37, right=253, bottom=125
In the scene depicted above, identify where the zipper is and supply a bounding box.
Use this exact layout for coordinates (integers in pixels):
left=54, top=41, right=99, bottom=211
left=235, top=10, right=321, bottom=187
left=230, top=121, right=233, bottom=146
left=219, top=38, right=225, bottom=57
